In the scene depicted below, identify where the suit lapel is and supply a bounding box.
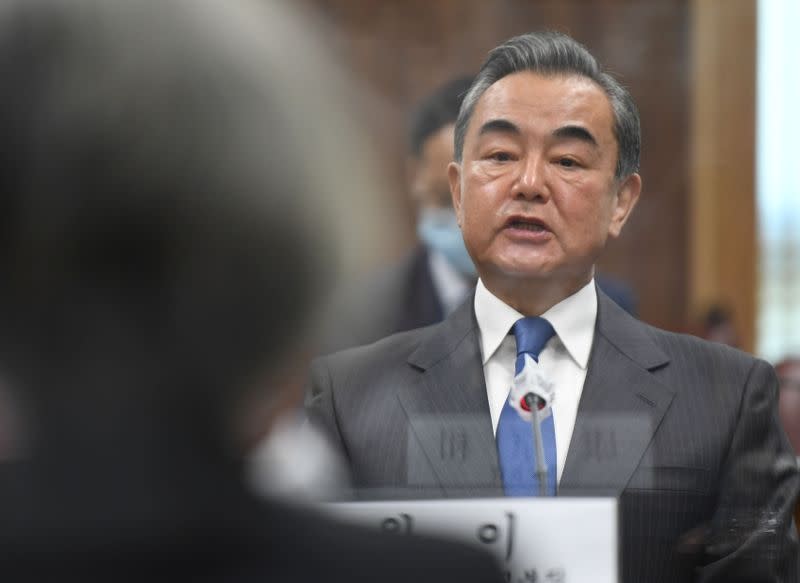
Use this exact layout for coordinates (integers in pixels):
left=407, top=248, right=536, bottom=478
left=560, top=290, right=675, bottom=496
left=398, top=298, right=503, bottom=497
left=395, top=287, right=674, bottom=498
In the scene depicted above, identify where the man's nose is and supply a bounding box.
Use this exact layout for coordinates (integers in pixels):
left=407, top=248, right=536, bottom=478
left=514, top=154, right=549, bottom=201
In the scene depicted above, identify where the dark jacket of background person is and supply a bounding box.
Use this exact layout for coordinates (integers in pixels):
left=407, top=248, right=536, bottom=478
left=320, top=77, right=472, bottom=354
left=0, top=1, right=504, bottom=581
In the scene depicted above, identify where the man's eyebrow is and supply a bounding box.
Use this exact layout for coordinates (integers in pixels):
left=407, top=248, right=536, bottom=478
left=552, top=125, right=599, bottom=147
left=478, top=118, right=521, bottom=138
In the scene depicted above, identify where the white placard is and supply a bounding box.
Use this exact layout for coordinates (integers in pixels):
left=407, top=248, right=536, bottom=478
left=323, top=497, right=618, bottom=583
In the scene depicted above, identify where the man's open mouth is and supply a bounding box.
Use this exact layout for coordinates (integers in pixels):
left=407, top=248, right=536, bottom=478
left=506, top=217, right=550, bottom=232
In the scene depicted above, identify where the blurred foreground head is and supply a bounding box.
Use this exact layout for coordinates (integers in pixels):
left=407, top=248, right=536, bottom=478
left=0, top=0, right=362, bottom=488
left=0, top=6, right=510, bottom=583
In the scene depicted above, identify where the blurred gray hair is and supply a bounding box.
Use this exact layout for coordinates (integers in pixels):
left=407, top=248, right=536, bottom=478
left=0, top=0, right=379, bottom=441
left=454, top=31, right=640, bottom=179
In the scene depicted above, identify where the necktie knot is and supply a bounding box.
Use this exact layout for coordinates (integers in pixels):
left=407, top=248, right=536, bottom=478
left=512, top=317, right=555, bottom=362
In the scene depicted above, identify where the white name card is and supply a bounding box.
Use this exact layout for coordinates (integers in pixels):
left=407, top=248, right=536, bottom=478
left=323, top=497, right=618, bottom=583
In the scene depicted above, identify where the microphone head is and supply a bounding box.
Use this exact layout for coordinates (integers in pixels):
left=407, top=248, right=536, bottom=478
left=520, top=393, right=545, bottom=412
left=509, top=354, right=555, bottom=421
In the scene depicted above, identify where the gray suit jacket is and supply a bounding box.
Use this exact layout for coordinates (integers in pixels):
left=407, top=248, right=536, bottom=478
left=308, top=289, right=799, bottom=582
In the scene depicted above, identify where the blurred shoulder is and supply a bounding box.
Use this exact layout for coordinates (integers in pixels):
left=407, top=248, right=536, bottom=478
left=630, top=320, right=773, bottom=392
left=314, top=322, right=438, bottom=379
left=645, top=322, right=763, bottom=368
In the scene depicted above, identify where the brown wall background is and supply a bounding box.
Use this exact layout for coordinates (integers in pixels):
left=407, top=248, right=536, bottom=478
left=298, top=0, right=756, bottom=348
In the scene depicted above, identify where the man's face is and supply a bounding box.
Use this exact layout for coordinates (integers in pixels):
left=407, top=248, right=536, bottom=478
left=449, top=72, right=640, bottom=295
left=411, top=124, right=456, bottom=210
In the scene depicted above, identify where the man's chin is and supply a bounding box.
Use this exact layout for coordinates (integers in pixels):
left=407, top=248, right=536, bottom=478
left=486, top=261, right=556, bottom=280
left=479, top=261, right=592, bottom=288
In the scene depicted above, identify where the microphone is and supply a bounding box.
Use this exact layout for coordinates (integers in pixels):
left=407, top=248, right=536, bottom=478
left=521, top=392, right=548, bottom=496
left=509, top=354, right=554, bottom=496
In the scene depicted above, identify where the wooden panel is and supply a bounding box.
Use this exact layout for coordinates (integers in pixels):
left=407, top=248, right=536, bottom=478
left=689, top=0, right=757, bottom=352
left=299, top=0, right=692, bottom=332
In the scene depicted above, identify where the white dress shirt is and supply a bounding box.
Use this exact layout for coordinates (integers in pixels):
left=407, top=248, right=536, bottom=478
left=474, top=278, right=597, bottom=483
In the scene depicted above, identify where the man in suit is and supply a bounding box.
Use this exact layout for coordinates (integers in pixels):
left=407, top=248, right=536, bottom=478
left=308, top=31, right=800, bottom=581
left=325, top=77, right=637, bottom=354
left=0, top=0, right=505, bottom=581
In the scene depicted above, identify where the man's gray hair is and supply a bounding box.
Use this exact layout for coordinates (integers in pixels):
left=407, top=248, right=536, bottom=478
left=454, top=31, right=640, bottom=179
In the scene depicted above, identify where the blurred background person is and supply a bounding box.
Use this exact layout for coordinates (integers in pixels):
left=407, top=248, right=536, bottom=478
left=0, top=0, right=505, bottom=581
left=322, top=77, right=476, bottom=352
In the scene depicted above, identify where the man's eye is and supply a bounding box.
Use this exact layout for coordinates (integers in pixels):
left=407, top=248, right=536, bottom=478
left=558, top=158, right=577, bottom=168
left=489, top=151, right=512, bottom=162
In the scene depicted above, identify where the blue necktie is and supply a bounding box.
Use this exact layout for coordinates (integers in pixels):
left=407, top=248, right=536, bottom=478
left=496, top=317, right=557, bottom=496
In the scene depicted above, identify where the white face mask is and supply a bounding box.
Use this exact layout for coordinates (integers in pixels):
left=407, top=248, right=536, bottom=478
left=416, top=207, right=476, bottom=277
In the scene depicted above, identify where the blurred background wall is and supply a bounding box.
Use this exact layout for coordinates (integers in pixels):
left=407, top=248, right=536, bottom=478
left=296, top=0, right=797, bottom=360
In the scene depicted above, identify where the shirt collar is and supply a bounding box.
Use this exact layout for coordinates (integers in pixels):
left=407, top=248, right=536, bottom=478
left=474, top=278, right=597, bottom=369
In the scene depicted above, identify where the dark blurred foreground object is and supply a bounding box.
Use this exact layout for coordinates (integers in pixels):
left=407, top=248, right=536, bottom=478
left=0, top=0, right=504, bottom=581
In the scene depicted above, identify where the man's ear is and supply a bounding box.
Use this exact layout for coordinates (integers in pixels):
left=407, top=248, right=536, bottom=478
left=608, top=172, right=642, bottom=239
left=448, top=161, right=463, bottom=226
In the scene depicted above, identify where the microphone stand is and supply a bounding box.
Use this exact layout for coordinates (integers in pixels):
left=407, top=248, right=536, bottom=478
left=524, top=393, right=548, bottom=496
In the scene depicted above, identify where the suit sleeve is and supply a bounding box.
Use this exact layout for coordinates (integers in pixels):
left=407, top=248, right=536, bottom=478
left=699, top=358, right=800, bottom=582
